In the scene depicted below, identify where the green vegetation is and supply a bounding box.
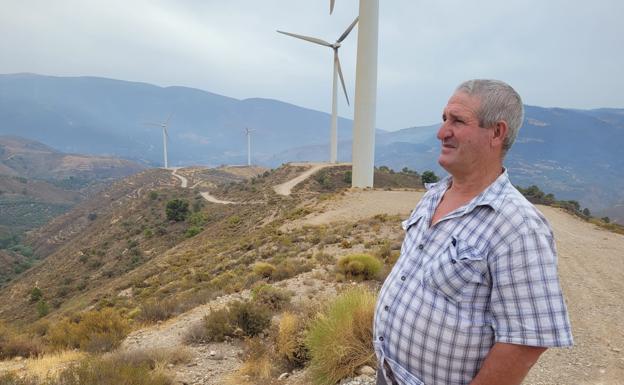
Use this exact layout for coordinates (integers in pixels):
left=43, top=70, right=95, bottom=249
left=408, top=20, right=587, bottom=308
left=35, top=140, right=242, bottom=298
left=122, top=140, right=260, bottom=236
left=251, top=284, right=292, bottom=311
left=305, top=288, right=377, bottom=385
left=165, top=199, right=189, bottom=221
left=516, top=184, right=624, bottom=235
left=337, top=254, right=383, bottom=281
left=421, top=170, right=440, bottom=184
left=47, top=308, right=129, bottom=353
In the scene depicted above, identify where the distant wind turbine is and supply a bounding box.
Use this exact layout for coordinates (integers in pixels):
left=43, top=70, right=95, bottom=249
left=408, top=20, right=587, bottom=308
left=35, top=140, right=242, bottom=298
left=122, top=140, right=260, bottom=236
left=244, top=127, right=255, bottom=166
left=146, top=113, right=174, bottom=169
left=277, top=17, right=358, bottom=164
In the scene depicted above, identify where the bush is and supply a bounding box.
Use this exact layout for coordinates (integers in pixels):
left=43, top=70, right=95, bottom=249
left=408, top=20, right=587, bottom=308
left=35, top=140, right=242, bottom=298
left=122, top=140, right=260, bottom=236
left=54, top=354, right=172, bottom=385
left=253, top=262, right=276, bottom=279
left=195, top=308, right=234, bottom=343
left=337, top=254, right=382, bottom=280
left=47, top=308, right=130, bottom=353
left=230, top=301, right=272, bottom=337
left=29, top=287, right=43, bottom=303
left=251, top=284, right=292, bottom=311
left=306, top=288, right=377, bottom=385
left=165, top=199, right=189, bottom=221
left=276, top=312, right=309, bottom=369
left=421, top=170, right=439, bottom=184
left=138, top=299, right=178, bottom=323
left=185, top=226, right=202, bottom=238
left=0, top=323, right=43, bottom=359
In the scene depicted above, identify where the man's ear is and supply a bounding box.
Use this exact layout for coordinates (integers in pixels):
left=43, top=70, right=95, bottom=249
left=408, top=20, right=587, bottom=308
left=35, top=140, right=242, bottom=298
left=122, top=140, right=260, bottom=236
left=491, top=121, right=508, bottom=148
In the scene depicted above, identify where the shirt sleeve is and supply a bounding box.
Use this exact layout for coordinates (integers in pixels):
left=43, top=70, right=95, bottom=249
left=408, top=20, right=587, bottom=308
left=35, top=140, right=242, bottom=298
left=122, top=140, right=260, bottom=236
left=489, top=228, right=573, bottom=347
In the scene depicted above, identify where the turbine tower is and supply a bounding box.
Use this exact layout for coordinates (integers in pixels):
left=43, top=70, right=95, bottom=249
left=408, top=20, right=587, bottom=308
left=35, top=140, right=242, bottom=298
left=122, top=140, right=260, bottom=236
left=277, top=17, right=358, bottom=164
left=330, top=0, right=379, bottom=188
left=244, top=127, right=255, bottom=166
left=146, top=113, right=173, bottom=169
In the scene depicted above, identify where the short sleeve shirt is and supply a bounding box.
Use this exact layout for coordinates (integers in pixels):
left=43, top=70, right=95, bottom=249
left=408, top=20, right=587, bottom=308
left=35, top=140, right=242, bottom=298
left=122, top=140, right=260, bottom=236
left=373, top=170, right=573, bottom=385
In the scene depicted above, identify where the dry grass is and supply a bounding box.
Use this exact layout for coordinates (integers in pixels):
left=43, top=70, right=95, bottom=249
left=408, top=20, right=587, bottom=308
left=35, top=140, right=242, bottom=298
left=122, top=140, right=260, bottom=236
left=305, top=287, right=377, bottom=385
left=24, top=350, right=85, bottom=379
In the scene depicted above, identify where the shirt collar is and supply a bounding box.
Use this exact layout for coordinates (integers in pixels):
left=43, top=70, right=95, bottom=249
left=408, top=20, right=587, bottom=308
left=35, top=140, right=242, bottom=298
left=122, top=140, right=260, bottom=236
left=402, top=169, right=511, bottom=230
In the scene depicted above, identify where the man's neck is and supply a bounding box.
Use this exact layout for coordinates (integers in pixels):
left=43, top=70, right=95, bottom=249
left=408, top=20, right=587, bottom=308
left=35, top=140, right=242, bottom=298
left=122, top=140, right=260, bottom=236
left=448, top=166, right=503, bottom=200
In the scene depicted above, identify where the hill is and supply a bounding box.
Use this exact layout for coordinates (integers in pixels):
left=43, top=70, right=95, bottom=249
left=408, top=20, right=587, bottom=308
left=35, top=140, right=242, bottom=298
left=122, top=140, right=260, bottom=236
left=0, top=164, right=621, bottom=384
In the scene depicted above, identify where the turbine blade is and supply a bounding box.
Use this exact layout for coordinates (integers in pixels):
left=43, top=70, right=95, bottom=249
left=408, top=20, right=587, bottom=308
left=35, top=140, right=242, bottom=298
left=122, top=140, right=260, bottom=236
left=165, top=112, right=174, bottom=125
left=330, top=0, right=335, bottom=14
left=335, top=52, right=349, bottom=106
left=337, top=17, right=359, bottom=43
left=277, top=30, right=333, bottom=47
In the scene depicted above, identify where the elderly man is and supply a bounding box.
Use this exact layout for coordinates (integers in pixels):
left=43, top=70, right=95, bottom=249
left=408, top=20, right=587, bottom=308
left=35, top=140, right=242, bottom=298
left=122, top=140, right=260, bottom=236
left=374, top=79, right=573, bottom=385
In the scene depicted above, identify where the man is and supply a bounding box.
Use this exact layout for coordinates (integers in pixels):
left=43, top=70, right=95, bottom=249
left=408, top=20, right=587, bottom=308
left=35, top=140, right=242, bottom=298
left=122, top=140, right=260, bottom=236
left=374, top=79, right=573, bottom=385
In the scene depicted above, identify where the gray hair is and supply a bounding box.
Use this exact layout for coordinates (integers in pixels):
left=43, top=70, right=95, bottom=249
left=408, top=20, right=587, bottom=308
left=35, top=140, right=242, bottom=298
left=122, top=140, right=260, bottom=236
left=456, top=79, right=524, bottom=153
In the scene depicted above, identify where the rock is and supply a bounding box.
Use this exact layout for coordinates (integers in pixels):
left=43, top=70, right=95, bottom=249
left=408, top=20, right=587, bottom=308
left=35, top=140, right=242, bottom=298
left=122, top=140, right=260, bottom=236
left=356, top=365, right=376, bottom=376
left=209, top=350, right=216, bottom=356
left=167, top=363, right=174, bottom=369
left=13, top=356, right=23, bottom=361
left=278, top=372, right=290, bottom=380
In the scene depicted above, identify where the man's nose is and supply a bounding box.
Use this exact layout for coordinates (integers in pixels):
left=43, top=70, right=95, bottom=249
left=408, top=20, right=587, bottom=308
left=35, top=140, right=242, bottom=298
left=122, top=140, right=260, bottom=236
left=437, top=122, right=450, bottom=141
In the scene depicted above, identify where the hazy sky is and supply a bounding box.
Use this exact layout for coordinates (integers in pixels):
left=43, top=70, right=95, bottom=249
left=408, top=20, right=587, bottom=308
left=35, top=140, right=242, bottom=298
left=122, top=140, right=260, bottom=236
left=1, top=0, right=622, bottom=130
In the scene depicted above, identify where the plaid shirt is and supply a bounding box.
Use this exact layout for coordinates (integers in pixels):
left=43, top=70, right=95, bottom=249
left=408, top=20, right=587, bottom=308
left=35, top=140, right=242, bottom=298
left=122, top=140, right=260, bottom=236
left=374, top=170, right=573, bottom=385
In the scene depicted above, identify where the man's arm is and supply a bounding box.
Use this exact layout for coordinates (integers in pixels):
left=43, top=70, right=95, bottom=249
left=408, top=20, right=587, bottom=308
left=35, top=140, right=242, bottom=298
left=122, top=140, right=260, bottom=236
left=469, top=342, right=546, bottom=385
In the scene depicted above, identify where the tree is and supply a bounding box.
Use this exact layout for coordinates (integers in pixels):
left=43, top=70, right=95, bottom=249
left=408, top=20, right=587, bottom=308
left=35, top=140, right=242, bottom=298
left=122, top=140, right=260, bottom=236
left=582, top=208, right=591, bottom=217
left=166, top=199, right=189, bottom=222
left=602, top=216, right=611, bottom=223
left=421, top=170, right=439, bottom=184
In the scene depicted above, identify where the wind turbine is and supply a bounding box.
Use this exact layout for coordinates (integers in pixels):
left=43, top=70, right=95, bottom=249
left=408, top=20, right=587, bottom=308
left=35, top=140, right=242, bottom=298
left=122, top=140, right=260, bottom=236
left=277, top=17, right=358, bottom=164
left=329, top=0, right=379, bottom=188
left=244, top=127, right=255, bottom=166
left=146, top=113, right=174, bottom=169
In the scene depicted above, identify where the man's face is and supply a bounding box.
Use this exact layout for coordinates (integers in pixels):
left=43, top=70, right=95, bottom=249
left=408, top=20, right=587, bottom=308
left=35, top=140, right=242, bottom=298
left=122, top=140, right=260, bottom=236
left=437, top=91, right=494, bottom=177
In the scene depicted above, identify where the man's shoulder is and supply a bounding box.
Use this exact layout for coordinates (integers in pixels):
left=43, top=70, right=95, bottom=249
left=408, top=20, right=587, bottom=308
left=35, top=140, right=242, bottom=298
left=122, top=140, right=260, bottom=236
left=496, top=184, right=553, bottom=236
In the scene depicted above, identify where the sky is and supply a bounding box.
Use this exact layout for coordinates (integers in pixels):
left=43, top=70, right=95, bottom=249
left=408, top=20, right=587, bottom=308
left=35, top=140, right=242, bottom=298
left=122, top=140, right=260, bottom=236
left=0, top=0, right=622, bottom=131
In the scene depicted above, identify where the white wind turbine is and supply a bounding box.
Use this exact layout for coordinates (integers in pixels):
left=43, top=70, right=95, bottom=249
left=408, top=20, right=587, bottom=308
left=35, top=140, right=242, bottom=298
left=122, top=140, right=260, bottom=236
left=244, top=127, right=255, bottom=166
left=277, top=17, right=358, bottom=164
left=329, top=0, right=379, bottom=188
left=146, top=113, right=174, bottom=169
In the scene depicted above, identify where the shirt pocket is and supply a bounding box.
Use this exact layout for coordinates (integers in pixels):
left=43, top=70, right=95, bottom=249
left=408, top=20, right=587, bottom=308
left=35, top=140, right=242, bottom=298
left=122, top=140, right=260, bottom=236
left=424, top=239, right=487, bottom=304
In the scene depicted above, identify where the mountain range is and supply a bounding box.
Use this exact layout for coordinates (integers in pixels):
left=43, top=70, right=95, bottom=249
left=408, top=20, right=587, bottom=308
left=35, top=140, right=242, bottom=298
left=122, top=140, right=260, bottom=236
left=1, top=73, right=623, bottom=221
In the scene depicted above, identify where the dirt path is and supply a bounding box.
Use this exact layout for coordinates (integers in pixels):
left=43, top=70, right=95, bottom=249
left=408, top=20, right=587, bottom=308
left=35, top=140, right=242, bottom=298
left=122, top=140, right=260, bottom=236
left=199, top=192, right=236, bottom=205
left=171, top=168, right=188, bottom=188
left=273, top=163, right=345, bottom=196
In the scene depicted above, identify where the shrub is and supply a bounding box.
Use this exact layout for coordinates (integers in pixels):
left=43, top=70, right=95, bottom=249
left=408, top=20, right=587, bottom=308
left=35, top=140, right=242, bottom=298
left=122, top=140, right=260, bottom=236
left=305, top=288, right=377, bottom=385
left=251, top=284, right=292, bottom=311
left=230, top=301, right=271, bottom=337
left=253, top=262, right=276, bottom=279
left=29, top=287, right=43, bottom=303
left=137, top=299, right=178, bottom=322
left=149, top=191, right=159, bottom=200
left=198, top=308, right=234, bottom=343
left=165, top=199, right=189, bottom=221
left=275, top=312, right=309, bottom=369
left=52, top=354, right=173, bottom=385
left=237, top=337, right=275, bottom=383
left=336, top=254, right=382, bottom=280
left=185, top=226, right=202, bottom=238
left=47, top=308, right=129, bottom=353
left=421, top=170, right=439, bottom=184
left=0, top=324, right=43, bottom=359
left=36, top=300, right=49, bottom=318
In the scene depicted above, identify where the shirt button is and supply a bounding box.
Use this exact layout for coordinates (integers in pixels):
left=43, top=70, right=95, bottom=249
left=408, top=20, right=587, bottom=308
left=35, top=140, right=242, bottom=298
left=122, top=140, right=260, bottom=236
left=400, top=276, right=406, bottom=281
left=384, top=305, right=389, bottom=311
left=451, top=259, right=457, bottom=264
left=418, top=244, right=424, bottom=250
left=379, top=336, right=384, bottom=341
